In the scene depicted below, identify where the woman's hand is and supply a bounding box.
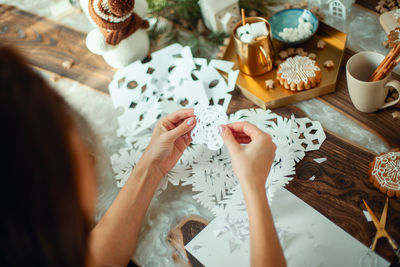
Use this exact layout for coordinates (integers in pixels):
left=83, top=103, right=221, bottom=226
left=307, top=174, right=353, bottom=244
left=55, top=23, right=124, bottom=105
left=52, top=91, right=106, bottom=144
left=220, top=122, right=286, bottom=267
left=139, top=109, right=196, bottom=180
left=92, top=109, right=195, bottom=267
left=219, top=122, right=276, bottom=192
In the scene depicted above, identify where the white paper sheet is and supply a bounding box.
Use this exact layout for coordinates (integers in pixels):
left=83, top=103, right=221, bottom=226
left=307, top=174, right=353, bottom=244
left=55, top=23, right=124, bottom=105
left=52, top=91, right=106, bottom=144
left=186, top=188, right=389, bottom=267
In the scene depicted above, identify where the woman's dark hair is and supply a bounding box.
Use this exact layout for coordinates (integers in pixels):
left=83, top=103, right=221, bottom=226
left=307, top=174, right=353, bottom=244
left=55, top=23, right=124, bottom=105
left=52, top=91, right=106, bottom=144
left=0, top=46, right=91, bottom=266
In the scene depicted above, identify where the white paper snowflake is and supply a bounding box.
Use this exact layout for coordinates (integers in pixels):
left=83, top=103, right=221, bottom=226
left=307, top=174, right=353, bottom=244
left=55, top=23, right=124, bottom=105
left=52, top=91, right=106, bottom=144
left=294, top=117, right=326, bottom=152
left=191, top=105, right=228, bottom=150
left=108, top=43, right=238, bottom=138
left=110, top=146, right=143, bottom=188
left=210, top=132, right=296, bottom=224
left=198, top=109, right=326, bottom=249
left=181, top=157, right=237, bottom=211
left=107, top=45, right=328, bottom=253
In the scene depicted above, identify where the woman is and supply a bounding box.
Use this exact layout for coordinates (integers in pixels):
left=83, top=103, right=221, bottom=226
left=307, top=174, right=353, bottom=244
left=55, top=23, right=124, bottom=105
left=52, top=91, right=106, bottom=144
left=0, top=45, right=285, bottom=267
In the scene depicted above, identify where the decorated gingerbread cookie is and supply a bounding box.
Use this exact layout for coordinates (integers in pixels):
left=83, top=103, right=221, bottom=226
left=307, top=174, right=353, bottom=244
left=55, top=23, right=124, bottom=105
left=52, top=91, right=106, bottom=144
left=276, top=55, right=322, bottom=91
left=369, top=151, right=400, bottom=198
left=387, top=27, right=400, bottom=48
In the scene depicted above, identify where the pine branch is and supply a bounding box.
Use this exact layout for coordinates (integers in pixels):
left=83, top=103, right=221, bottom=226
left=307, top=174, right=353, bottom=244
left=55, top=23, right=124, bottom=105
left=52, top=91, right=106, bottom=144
left=239, top=0, right=280, bottom=16
left=147, top=18, right=168, bottom=41
left=148, top=0, right=201, bottom=27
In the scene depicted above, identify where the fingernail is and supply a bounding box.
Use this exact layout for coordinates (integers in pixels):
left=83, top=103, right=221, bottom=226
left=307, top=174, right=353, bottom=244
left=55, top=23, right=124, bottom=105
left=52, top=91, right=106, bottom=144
left=218, top=125, right=225, bottom=134
left=187, top=118, right=194, bottom=125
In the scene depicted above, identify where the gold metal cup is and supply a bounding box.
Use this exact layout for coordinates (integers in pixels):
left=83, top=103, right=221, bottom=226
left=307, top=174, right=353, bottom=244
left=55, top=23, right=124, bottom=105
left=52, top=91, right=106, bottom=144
left=233, top=17, right=274, bottom=76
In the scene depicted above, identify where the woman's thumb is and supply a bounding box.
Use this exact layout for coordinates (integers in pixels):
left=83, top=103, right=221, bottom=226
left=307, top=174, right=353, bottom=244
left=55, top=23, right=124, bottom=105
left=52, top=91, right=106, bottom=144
left=167, top=117, right=196, bottom=140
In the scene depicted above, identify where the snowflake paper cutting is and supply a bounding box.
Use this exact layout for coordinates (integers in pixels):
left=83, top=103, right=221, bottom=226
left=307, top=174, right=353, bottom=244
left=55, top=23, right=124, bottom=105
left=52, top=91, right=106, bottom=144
left=294, top=117, right=326, bottom=152
left=191, top=105, right=228, bottom=150
left=107, top=44, right=328, bottom=253
left=196, top=109, right=325, bottom=250
left=108, top=43, right=238, bottom=138
left=110, top=147, right=143, bottom=188
left=181, top=157, right=237, bottom=211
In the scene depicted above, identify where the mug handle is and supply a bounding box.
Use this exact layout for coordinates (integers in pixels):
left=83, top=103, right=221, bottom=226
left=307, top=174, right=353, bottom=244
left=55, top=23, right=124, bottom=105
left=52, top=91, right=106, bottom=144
left=258, top=46, right=269, bottom=68
left=380, top=80, right=400, bottom=109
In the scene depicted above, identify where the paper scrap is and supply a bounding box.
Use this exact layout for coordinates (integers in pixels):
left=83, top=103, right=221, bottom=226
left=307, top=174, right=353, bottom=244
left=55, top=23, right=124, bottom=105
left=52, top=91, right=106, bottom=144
left=313, top=157, right=327, bottom=164
left=363, top=210, right=372, bottom=222
left=309, top=175, right=316, bottom=181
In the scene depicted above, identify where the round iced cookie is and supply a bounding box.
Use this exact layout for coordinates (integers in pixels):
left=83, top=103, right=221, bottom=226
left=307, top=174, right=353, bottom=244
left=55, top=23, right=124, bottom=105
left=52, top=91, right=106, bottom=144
left=276, top=55, right=322, bottom=91
left=369, top=151, right=400, bottom=198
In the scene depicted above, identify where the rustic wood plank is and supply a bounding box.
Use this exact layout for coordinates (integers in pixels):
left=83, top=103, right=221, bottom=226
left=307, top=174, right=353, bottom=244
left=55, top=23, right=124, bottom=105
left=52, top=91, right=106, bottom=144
left=318, top=49, right=400, bottom=148
left=355, top=0, right=380, bottom=14
left=168, top=216, right=207, bottom=267
left=0, top=5, right=114, bottom=93
left=275, top=105, right=400, bottom=263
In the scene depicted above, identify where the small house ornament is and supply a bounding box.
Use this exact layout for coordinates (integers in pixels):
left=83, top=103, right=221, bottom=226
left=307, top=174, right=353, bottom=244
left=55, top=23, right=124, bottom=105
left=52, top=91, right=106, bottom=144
left=198, top=0, right=240, bottom=33
left=327, top=0, right=353, bottom=20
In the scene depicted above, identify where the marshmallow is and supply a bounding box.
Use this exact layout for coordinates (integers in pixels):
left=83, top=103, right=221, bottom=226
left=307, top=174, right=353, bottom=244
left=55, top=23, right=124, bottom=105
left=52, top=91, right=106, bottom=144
left=236, top=24, right=253, bottom=38
left=250, top=22, right=268, bottom=36
left=236, top=22, right=268, bottom=44
left=278, top=17, right=313, bottom=42
left=240, top=33, right=255, bottom=43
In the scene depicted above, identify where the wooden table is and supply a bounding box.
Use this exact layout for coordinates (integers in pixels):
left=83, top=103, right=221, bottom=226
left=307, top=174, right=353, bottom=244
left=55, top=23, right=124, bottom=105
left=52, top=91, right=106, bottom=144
left=1, top=4, right=400, bottom=264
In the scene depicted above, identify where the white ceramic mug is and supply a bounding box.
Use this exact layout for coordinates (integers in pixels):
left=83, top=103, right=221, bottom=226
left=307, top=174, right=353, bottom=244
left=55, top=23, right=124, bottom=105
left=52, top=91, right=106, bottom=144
left=346, top=51, right=400, bottom=113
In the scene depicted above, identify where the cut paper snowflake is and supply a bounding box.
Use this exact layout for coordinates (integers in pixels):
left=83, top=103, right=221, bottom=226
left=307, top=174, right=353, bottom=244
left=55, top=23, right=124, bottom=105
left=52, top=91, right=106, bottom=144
left=110, top=107, right=326, bottom=221
left=179, top=144, right=207, bottom=166
left=124, top=129, right=152, bottom=152
left=210, top=132, right=296, bottom=222
left=108, top=59, right=329, bottom=250
left=181, top=158, right=237, bottom=211
left=228, top=108, right=279, bottom=125
left=154, top=164, right=192, bottom=196
left=185, top=109, right=325, bottom=250
left=294, top=117, right=326, bottom=152
left=191, top=105, right=228, bottom=150
left=108, top=43, right=238, bottom=137
left=110, top=146, right=143, bottom=188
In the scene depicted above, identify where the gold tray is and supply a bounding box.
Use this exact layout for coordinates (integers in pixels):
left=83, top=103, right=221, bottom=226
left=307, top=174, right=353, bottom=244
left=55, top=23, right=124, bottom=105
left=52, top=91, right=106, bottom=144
left=222, top=22, right=347, bottom=109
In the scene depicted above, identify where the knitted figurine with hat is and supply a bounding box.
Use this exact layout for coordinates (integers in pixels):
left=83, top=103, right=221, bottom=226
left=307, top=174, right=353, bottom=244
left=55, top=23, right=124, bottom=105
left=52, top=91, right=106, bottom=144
left=80, top=0, right=150, bottom=68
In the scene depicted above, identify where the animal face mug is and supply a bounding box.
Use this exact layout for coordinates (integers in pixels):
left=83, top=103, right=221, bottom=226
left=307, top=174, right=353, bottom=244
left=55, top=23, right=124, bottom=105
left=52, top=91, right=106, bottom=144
left=346, top=51, right=400, bottom=113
